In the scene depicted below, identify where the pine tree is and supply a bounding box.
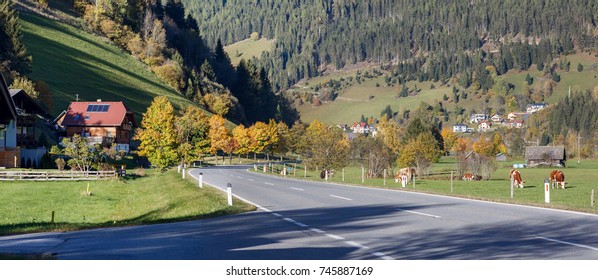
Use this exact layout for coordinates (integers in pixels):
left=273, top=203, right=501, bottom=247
left=0, top=0, right=32, bottom=76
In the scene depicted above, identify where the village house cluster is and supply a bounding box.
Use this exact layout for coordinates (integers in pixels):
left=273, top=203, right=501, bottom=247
left=452, top=103, right=547, bottom=133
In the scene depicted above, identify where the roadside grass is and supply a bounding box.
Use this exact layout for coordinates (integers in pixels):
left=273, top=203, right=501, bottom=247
left=19, top=12, right=198, bottom=119
left=224, top=37, right=275, bottom=66
left=0, top=169, right=255, bottom=236
left=255, top=158, right=598, bottom=214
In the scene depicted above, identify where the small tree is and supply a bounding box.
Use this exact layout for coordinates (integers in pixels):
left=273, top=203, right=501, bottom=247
left=61, top=134, right=101, bottom=172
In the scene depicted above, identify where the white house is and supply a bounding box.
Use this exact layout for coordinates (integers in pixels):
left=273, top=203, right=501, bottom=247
left=350, top=122, right=370, bottom=134
left=453, top=124, right=468, bottom=133
left=490, top=114, right=503, bottom=123
left=526, top=103, right=547, bottom=114
left=478, top=121, right=492, bottom=132
left=469, top=114, right=488, bottom=124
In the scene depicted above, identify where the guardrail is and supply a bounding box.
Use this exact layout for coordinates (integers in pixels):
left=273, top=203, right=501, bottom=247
left=0, top=170, right=117, bottom=181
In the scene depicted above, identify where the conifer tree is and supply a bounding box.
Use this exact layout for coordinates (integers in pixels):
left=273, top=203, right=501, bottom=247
left=0, top=0, right=31, bottom=76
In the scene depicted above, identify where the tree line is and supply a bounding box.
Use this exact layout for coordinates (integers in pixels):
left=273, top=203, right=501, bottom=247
left=136, top=95, right=507, bottom=180
left=180, top=0, right=597, bottom=91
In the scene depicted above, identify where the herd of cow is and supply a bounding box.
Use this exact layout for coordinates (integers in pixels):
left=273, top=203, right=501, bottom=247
left=316, top=166, right=567, bottom=189
left=506, top=169, right=566, bottom=189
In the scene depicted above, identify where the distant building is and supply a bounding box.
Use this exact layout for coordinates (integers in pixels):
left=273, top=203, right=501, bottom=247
left=477, top=121, right=492, bottom=132
left=525, top=146, right=566, bottom=167
left=350, top=122, right=370, bottom=134
left=54, top=100, right=136, bottom=153
left=526, top=103, right=547, bottom=114
left=490, top=114, right=503, bottom=123
left=453, top=124, right=468, bottom=133
left=469, top=114, right=488, bottom=124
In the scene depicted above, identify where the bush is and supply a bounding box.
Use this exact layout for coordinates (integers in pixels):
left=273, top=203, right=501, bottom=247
left=152, top=62, right=185, bottom=90
left=55, top=158, right=66, bottom=171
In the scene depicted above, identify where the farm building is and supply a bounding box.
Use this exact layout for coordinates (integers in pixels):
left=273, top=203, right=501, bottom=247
left=0, top=75, right=19, bottom=168
left=524, top=146, right=566, bottom=167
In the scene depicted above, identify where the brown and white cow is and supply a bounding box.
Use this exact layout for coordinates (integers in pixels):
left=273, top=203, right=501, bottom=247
left=510, top=169, right=524, bottom=188
left=550, top=170, right=566, bottom=189
left=463, top=173, right=474, bottom=181
left=395, top=167, right=415, bottom=183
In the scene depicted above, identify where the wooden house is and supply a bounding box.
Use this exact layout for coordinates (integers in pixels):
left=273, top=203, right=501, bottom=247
left=0, top=75, right=19, bottom=168
left=524, top=146, right=566, bottom=167
left=54, top=100, right=136, bottom=153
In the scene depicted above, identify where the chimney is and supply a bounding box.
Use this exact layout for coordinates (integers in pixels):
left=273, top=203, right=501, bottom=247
left=97, top=99, right=102, bottom=102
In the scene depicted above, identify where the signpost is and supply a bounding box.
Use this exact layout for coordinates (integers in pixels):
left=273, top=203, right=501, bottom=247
left=227, top=183, right=233, bottom=206
left=199, top=172, right=203, bottom=188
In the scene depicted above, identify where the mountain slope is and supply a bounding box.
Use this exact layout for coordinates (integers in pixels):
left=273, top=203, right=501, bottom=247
left=19, top=12, right=197, bottom=119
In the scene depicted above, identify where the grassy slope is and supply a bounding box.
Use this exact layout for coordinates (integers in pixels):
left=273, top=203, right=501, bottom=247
left=224, top=37, right=275, bottom=66
left=0, top=169, right=255, bottom=236
left=298, top=53, right=598, bottom=124
left=19, top=12, right=197, bottom=119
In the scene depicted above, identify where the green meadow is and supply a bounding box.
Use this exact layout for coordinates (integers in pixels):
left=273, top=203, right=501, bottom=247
left=224, top=37, right=275, bottom=66
left=0, top=169, right=254, bottom=236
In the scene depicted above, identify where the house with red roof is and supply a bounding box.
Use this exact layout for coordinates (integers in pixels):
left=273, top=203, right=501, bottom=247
left=54, top=100, right=136, bottom=153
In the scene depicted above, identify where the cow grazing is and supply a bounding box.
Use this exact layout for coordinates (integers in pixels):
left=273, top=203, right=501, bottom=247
left=510, top=169, right=524, bottom=188
left=463, top=173, right=482, bottom=181
left=550, top=170, right=566, bottom=189
left=395, top=167, right=415, bottom=183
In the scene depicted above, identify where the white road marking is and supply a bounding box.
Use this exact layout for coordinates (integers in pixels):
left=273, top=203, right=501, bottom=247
left=326, top=234, right=345, bottom=240
left=330, top=195, right=352, bottom=201
left=373, top=252, right=395, bottom=260
left=237, top=176, right=243, bottom=179
left=310, top=228, right=325, bottom=234
left=248, top=179, right=255, bottom=182
left=397, top=208, right=442, bottom=219
left=265, top=182, right=274, bottom=186
left=534, top=236, right=598, bottom=251
left=271, top=213, right=283, bottom=217
left=345, top=241, right=369, bottom=249
left=290, top=187, right=304, bottom=191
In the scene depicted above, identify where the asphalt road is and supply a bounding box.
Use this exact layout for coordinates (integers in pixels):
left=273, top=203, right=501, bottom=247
left=1, top=165, right=597, bottom=259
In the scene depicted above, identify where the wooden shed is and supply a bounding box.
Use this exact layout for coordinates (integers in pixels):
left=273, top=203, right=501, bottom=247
left=524, top=146, right=566, bottom=167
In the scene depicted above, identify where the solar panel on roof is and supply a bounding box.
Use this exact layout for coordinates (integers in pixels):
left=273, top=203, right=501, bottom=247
left=86, top=104, right=110, bottom=112
left=101, top=105, right=110, bottom=112
left=86, top=105, right=94, bottom=111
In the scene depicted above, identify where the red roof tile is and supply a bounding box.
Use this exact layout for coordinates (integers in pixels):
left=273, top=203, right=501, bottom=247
left=60, top=101, right=130, bottom=127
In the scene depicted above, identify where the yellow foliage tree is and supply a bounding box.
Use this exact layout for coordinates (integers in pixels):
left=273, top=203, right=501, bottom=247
left=232, top=124, right=251, bottom=157
left=134, top=96, right=179, bottom=171
left=377, top=116, right=403, bottom=155
left=397, top=132, right=441, bottom=175
left=440, top=127, right=458, bottom=155
left=208, top=114, right=231, bottom=163
left=176, top=106, right=211, bottom=165
left=302, top=120, right=350, bottom=170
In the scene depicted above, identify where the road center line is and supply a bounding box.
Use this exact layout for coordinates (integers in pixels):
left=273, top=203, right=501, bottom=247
left=373, top=252, right=395, bottom=260
left=533, top=236, right=598, bottom=251
left=345, top=241, right=370, bottom=249
left=325, top=234, right=345, bottom=240
left=310, top=228, right=325, bottom=234
left=397, top=208, right=442, bottom=219
left=237, top=176, right=243, bottom=179
left=290, top=187, right=304, bottom=191
left=248, top=179, right=255, bottom=182
left=330, top=195, right=352, bottom=201
left=264, top=182, right=274, bottom=186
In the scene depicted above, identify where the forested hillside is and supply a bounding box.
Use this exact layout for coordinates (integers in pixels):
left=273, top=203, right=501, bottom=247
left=182, top=0, right=598, bottom=90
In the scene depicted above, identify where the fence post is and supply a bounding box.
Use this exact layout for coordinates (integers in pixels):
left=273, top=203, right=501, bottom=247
left=342, top=168, right=345, bottom=182
left=51, top=211, right=55, bottom=223
left=182, top=168, right=186, bottom=179
left=591, top=189, right=595, bottom=207
left=544, top=179, right=550, bottom=203
left=304, top=165, right=307, bottom=178
left=227, top=183, right=233, bottom=206
left=294, top=163, right=297, bottom=177
left=413, top=173, right=416, bottom=189
left=361, top=167, right=365, bottom=183
left=510, top=177, right=514, bottom=198
left=383, top=169, right=386, bottom=186
left=199, top=172, right=203, bottom=188
left=450, top=171, right=453, bottom=193
left=283, top=163, right=286, bottom=176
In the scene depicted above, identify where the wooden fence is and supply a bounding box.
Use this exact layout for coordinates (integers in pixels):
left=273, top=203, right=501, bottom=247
left=0, top=170, right=117, bottom=181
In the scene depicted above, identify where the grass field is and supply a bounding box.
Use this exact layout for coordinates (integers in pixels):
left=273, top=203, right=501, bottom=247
left=0, top=169, right=254, bottom=236
left=259, top=158, right=598, bottom=214
left=298, top=53, right=598, bottom=124
left=224, top=37, right=275, bottom=66
left=19, top=12, right=197, bottom=120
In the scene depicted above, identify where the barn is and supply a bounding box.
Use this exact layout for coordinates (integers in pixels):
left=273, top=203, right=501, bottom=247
left=524, top=146, right=566, bottom=167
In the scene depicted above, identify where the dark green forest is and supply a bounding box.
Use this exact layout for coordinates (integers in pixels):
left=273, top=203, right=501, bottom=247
left=181, top=0, right=597, bottom=90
